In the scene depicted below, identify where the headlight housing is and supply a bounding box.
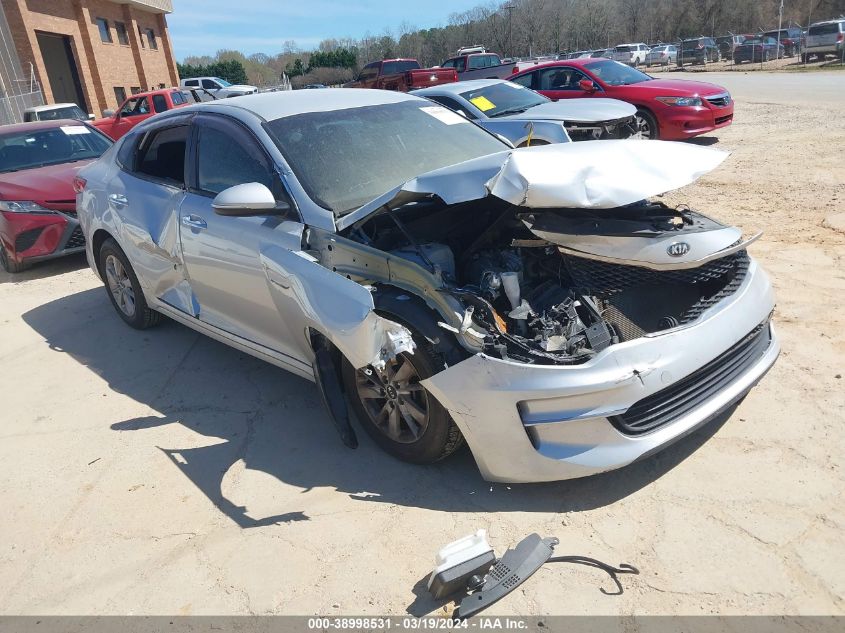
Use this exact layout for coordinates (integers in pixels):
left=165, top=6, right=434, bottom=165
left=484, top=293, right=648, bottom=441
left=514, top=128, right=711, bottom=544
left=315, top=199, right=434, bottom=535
left=655, top=96, right=703, bottom=107
left=0, top=201, right=54, bottom=214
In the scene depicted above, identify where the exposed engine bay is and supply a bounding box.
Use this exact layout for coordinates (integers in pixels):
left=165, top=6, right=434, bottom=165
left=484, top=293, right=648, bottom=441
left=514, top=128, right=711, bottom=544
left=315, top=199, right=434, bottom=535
left=310, top=197, right=754, bottom=366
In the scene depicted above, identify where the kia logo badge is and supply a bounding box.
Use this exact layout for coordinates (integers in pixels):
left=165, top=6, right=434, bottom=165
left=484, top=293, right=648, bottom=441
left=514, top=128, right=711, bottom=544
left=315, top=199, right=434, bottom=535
left=667, top=242, right=690, bottom=257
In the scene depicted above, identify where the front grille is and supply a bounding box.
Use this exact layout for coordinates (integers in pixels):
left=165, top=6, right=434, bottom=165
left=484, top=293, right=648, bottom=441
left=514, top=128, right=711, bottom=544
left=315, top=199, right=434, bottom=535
left=706, top=94, right=731, bottom=108
left=609, top=321, right=771, bottom=435
left=565, top=250, right=749, bottom=340
left=64, top=226, right=86, bottom=249
left=566, top=250, right=748, bottom=298
left=15, top=227, right=43, bottom=253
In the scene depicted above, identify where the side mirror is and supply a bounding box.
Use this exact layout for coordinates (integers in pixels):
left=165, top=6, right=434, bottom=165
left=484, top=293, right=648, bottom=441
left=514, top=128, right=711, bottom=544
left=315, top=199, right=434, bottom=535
left=88, top=113, right=95, bottom=120
left=212, top=182, right=285, bottom=216
left=578, top=79, right=597, bottom=92
left=102, top=109, right=115, bottom=118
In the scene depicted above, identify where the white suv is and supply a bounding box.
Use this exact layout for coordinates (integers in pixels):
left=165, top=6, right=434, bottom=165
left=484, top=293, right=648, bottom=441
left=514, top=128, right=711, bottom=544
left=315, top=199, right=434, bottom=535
left=612, top=43, right=650, bottom=66
left=804, top=19, right=845, bottom=61
left=179, top=76, right=258, bottom=98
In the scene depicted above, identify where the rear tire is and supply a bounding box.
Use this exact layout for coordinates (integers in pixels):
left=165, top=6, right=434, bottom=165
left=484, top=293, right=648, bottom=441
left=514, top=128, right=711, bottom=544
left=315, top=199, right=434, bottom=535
left=98, top=238, right=161, bottom=329
left=0, top=244, right=28, bottom=273
left=342, top=303, right=465, bottom=465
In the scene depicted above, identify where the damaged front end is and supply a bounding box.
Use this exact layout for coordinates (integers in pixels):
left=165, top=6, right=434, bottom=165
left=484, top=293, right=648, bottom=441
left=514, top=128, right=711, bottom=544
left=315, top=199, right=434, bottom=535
left=314, top=141, right=757, bottom=367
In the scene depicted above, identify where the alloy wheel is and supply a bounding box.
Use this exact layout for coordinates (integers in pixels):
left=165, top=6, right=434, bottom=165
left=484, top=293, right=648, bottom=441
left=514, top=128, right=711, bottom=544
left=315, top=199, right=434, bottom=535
left=634, top=113, right=654, bottom=139
left=355, top=354, right=429, bottom=444
left=105, top=254, right=136, bottom=318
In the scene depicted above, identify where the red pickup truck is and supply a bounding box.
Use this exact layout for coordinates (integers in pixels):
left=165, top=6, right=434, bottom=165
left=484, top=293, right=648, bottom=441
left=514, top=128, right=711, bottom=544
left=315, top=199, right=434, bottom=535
left=344, top=59, right=457, bottom=91
left=92, top=88, right=192, bottom=140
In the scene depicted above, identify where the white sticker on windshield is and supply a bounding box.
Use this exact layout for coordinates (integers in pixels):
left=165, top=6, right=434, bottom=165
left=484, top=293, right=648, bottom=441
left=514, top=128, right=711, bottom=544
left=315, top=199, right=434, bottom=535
left=60, top=126, right=90, bottom=135
left=420, top=106, right=466, bottom=125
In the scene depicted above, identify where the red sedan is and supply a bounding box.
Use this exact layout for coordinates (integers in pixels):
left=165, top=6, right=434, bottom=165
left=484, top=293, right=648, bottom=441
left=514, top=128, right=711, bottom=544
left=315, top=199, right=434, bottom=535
left=0, top=120, right=112, bottom=273
left=510, top=58, right=733, bottom=140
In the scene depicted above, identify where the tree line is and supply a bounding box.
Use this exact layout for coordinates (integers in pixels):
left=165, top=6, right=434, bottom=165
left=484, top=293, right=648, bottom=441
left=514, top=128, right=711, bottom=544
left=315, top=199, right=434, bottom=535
left=179, top=0, right=845, bottom=87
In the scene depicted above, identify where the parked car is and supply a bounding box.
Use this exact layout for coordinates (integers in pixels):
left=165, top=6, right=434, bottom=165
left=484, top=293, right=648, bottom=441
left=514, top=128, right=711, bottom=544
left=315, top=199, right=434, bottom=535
left=23, top=103, right=92, bottom=122
left=76, top=89, right=778, bottom=483
left=0, top=120, right=111, bottom=272
left=733, top=37, right=784, bottom=64
left=440, top=49, right=519, bottom=80
left=715, top=34, right=749, bottom=58
left=92, top=88, right=192, bottom=140
left=761, top=26, right=804, bottom=57
left=677, top=37, right=721, bottom=65
left=645, top=45, right=678, bottom=67
left=344, top=59, right=457, bottom=91
left=510, top=59, right=734, bottom=140
left=611, top=43, right=650, bottom=66
left=303, top=84, right=328, bottom=89
left=589, top=49, right=613, bottom=59
left=179, top=76, right=258, bottom=98
left=803, top=19, right=845, bottom=62
left=414, top=79, right=635, bottom=144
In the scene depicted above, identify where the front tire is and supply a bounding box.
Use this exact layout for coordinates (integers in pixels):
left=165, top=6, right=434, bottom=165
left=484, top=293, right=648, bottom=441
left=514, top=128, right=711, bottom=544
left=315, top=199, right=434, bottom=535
left=0, top=244, right=28, bottom=273
left=634, top=109, right=659, bottom=140
left=98, top=238, right=161, bottom=329
left=343, top=317, right=464, bottom=465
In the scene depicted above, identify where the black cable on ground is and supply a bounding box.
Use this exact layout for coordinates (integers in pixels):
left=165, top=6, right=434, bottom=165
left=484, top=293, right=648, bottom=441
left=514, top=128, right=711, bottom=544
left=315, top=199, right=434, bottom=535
left=546, top=556, right=640, bottom=596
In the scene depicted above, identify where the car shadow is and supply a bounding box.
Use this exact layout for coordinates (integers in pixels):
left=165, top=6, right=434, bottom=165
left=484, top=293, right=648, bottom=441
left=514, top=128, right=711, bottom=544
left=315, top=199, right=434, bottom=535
left=0, top=252, right=88, bottom=285
left=22, top=288, right=735, bottom=526
left=685, top=136, right=720, bottom=146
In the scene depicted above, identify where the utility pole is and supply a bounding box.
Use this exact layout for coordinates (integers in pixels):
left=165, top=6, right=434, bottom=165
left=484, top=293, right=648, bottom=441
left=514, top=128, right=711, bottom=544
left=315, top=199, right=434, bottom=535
left=504, top=3, right=515, bottom=58
left=777, top=0, right=784, bottom=61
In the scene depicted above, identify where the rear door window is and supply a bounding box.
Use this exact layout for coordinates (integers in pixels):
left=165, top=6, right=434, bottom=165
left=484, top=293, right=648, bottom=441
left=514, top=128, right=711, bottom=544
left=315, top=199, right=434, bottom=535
left=809, top=22, right=841, bottom=36
left=135, top=125, right=188, bottom=185
left=152, top=94, right=168, bottom=112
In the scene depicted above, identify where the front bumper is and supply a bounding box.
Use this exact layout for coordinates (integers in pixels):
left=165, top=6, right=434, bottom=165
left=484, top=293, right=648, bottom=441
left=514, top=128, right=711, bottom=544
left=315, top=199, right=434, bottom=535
left=421, top=259, right=778, bottom=483
left=1, top=210, right=85, bottom=265
left=657, top=101, right=734, bottom=140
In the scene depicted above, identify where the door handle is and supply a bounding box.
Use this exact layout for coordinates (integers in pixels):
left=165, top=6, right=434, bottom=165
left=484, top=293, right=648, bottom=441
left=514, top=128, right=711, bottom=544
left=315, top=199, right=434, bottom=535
left=108, top=193, right=128, bottom=207
left=181, top=214, right=207, bottom=230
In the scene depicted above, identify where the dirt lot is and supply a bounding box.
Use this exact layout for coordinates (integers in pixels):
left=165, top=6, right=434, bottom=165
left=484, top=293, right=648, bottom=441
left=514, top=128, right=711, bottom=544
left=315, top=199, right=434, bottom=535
left=1, top=72, right=843, bottom=617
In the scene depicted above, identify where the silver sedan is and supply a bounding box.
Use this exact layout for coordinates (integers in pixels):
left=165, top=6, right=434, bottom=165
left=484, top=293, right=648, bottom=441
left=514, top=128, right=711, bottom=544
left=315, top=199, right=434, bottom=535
left=415, top=79, right=636, bottom=144
left=77, top=89, right=779, bottom=483
left=645, top=45, right=678, bottom=67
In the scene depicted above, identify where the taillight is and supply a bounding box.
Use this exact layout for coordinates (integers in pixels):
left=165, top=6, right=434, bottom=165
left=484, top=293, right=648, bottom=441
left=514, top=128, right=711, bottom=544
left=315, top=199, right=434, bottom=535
left=838, top=33, right=844, bottom=42
left=72, top=176, right=86, bottom=193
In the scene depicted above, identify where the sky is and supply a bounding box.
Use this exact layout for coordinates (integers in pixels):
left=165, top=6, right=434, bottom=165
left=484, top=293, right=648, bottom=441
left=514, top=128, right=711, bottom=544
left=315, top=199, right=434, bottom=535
left=167, top=0, right=484, bottom=60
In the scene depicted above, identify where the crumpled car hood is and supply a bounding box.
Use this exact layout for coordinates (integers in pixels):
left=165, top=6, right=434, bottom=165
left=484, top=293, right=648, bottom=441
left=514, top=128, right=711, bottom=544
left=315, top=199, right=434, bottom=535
left=501, top=98, right=636, bottom=123
left=337, top=140, right=729, bottom=230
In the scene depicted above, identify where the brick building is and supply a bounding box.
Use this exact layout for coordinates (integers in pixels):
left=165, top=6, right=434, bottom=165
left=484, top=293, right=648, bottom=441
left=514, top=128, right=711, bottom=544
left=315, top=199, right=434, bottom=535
left=1, top=0, right=178, bottom=118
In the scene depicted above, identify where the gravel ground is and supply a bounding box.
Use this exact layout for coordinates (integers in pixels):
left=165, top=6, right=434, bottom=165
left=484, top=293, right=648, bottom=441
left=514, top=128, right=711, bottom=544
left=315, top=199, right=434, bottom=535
left=0, top=72, right=843, bottom=617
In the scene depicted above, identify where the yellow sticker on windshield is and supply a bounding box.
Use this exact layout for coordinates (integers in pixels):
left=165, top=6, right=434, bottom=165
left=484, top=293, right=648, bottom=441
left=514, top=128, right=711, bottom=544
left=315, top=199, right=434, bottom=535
left=470, top=96, right=496, bottom=111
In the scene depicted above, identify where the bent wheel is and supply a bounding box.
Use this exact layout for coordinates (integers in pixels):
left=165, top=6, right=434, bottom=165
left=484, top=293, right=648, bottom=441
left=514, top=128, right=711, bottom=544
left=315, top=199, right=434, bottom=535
left=98, top=238, right=162, bottom=329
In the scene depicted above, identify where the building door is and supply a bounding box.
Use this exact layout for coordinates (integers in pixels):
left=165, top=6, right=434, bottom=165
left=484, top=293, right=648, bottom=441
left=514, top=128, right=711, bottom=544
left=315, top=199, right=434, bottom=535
left=35, top=32, right=86, bottom=109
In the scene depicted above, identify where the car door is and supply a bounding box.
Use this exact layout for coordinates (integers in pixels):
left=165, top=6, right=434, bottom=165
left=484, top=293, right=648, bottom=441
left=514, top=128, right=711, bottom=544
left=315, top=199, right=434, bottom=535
left=178, top=113, right=308, bottom=367
left=112, top=95, right=151, bottom=139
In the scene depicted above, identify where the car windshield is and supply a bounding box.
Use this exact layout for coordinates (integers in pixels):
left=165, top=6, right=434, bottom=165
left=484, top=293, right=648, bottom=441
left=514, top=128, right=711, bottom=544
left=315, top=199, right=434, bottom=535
left=584, top=60, right=651, bottom=85
left=37, top=106, right=87, bottom=121
left=383, top=60, right=419, bottom=74
left=744, top=38, right=764, bottom=45
left=0, top=125, right=112, bottom=173
left=615, top=46, right=634, bottom=52
left=213, top=77, right=232, bottom=87
left=266, top=100, right=507, bottom=215
left=459, top=82, right=547, bottom=118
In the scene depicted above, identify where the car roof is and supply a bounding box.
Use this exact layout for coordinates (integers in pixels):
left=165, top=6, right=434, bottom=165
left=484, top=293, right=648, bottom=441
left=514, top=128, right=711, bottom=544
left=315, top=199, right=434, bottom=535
left=414, top=79, right=506, bottom=96
left=513, top=58, right=600, bottom=74
left=0, top=119, right=92, bottom=135
left=181, top=88, right=422, bottom=121
left=24, top=103, right=80, bottom=113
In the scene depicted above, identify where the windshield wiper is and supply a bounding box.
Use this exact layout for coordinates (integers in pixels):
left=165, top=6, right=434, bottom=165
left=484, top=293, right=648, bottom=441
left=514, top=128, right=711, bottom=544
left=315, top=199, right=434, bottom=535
left=490, top=106, right=531, bottom=118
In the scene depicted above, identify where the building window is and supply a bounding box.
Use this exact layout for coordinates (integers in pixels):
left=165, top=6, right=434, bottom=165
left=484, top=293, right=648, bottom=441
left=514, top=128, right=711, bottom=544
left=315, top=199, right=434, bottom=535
left=115, top=21, right=129, bottom=46
left=130, top=86, right=141, bottom=95
left=95, top=18, right=112, bottom=43
left=138, top=26, right=145, bottom=48
left=114, top=86, right=127, bottom=106
left=145, top=29, right=158, bottom=50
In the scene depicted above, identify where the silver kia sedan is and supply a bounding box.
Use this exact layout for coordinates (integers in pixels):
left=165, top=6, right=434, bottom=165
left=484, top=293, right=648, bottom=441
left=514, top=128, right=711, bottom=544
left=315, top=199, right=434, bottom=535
left=76, top=89, right=779, bottom=483
left=414, top=79, right=636, bottom=143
